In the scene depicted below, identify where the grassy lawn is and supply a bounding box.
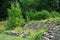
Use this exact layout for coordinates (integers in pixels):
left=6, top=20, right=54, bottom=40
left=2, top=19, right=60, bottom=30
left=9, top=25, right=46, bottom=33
left=0, top=34, right=24, bottom=40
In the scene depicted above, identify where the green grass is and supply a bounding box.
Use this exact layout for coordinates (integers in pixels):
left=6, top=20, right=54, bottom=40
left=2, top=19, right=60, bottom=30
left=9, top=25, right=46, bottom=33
left=29, top=29, right=46, bottom=40
left=0, top=34, right=24, bottom=40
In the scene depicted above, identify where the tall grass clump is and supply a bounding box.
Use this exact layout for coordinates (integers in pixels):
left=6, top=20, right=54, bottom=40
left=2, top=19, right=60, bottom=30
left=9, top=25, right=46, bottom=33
left=6, top=2, right=25, bottom=30
left=29, top=29, right=46, bottom=40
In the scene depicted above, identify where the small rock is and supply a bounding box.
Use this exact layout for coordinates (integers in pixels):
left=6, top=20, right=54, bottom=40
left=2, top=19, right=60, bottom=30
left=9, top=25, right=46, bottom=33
left=48, top=35, right=54, bottom=39
left=6, top=30, right=19, bottom=36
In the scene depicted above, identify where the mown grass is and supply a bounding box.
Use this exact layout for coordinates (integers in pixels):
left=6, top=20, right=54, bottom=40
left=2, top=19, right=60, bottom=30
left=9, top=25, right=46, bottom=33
left=0, top=34, right=24, bottom=40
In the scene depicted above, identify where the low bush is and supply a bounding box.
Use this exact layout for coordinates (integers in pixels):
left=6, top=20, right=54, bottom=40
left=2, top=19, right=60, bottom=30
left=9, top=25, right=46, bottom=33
left=51, top=11, right=60, bottom=18
left=25, top=10, right=51, bottom=21
left=32, top=10, right=50, bottom=20
left=26, top=10, right=60, bottom=21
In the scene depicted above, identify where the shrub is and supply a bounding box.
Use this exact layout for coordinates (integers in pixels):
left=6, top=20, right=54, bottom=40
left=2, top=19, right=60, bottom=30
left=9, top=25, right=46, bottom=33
left=51, top=11, right=60, bottom=18
left=25, top=10, right=60, bottom=21
left=32, top=10, right=50, bottom=20
left=25, top=9, right=37, bottom=21
left=6, top=2, right=25, bottom=30
left=25, top=10, right=51, bottom=21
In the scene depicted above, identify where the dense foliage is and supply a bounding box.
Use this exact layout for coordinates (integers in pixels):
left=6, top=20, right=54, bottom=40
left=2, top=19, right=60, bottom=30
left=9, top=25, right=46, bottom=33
left=6, top=2, right=25, bottom=30
left=0, top=0, right=59, bottom=29
left=0, top=0, right=60, bottom=20
left=0, top=0, right=60, bottom=40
